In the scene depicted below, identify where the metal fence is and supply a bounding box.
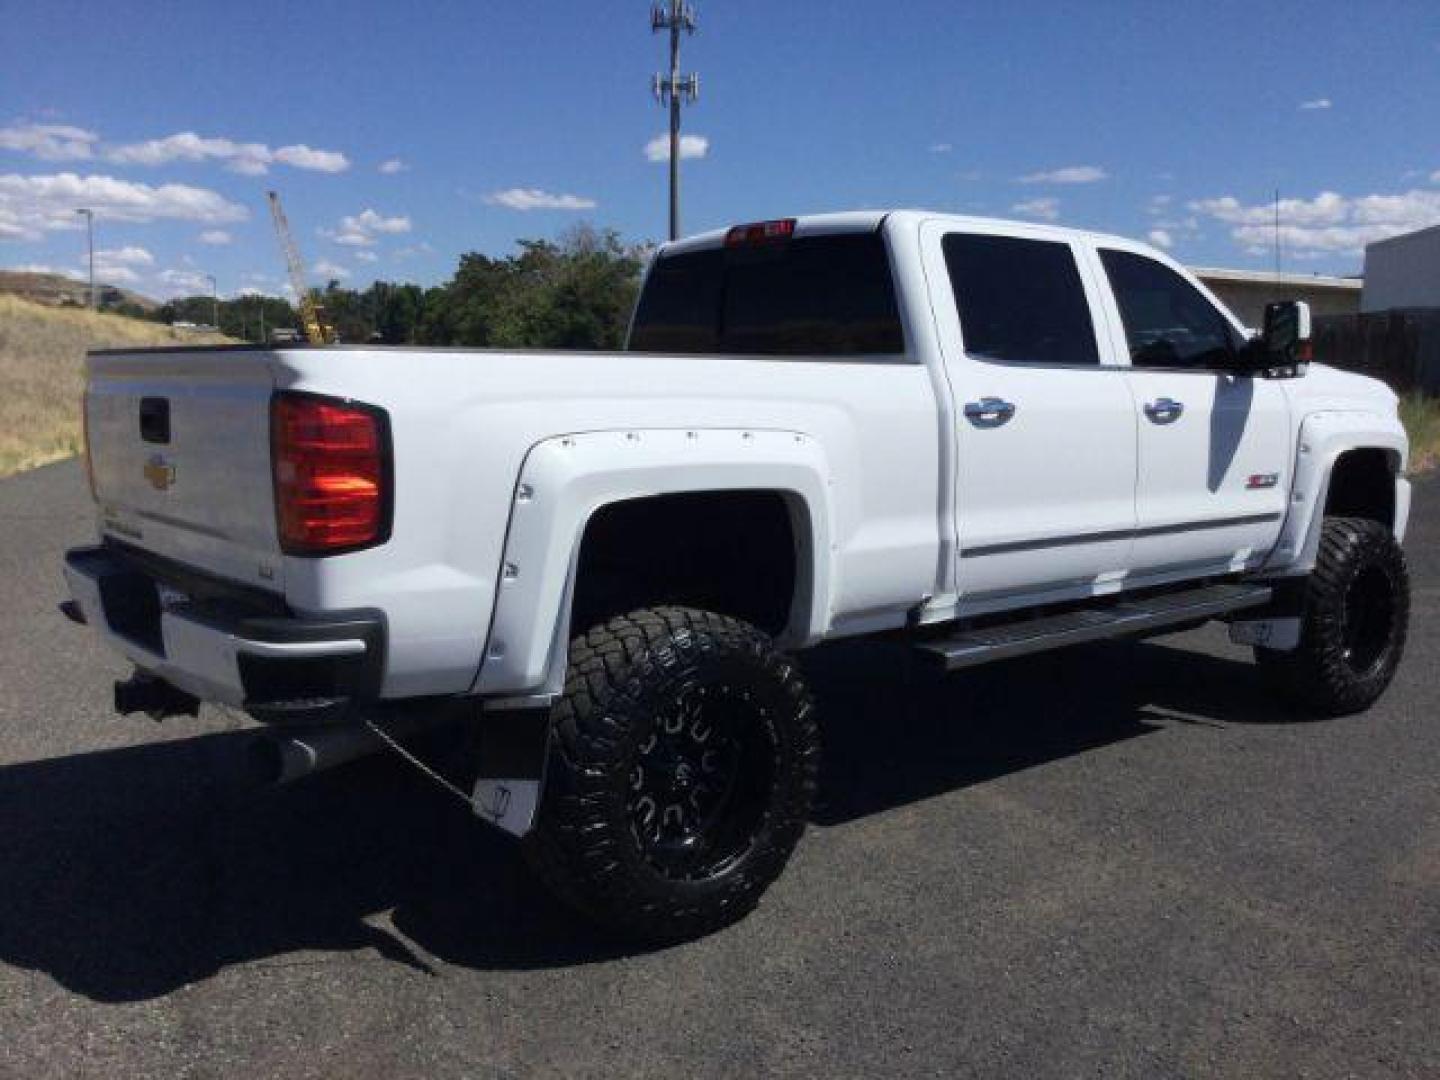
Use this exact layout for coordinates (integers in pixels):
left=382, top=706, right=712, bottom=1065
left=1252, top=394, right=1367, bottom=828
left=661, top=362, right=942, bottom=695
left=1313, top=309, right=1440, bottom=395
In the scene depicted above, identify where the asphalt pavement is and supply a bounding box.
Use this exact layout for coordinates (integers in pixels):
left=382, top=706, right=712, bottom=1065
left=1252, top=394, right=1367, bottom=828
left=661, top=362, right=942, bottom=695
left=0, top=459, right=1436, bottom=1078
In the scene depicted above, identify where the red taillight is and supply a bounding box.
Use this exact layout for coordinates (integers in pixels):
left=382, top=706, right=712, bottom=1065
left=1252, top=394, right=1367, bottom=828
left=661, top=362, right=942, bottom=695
left=724, top=218, right=796, bottom=246
left=271, top=393, right=390, bottom=555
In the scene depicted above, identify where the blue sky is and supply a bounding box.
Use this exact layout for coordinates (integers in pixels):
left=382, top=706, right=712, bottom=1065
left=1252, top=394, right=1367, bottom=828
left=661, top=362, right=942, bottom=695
left=2, top=0, right=1438, bottom=299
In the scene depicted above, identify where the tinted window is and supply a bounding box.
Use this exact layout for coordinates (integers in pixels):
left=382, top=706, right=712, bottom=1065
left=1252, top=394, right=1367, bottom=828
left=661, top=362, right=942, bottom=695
left=1100, top=249, right=1239, bottom=369
left=942, top=233, right=1099, bottom=366
left=628, top=233, right=904, bottom=356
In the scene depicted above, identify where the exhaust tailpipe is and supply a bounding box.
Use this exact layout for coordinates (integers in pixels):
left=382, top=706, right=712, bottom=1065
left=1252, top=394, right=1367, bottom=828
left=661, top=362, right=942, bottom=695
left=247, top=712, right=446, bottom=785
left=247, top=726, right=383, bottom=784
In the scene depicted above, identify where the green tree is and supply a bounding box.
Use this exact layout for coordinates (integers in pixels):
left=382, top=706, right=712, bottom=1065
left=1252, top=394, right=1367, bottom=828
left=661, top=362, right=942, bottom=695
left=152, top=224, right=647, bottom=349
left=156, top=295, right=299, bottom=342
left=434, top=224, right=643, bottom=350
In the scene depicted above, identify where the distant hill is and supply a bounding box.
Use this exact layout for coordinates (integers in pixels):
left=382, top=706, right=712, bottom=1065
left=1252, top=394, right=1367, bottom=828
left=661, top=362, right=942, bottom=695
left=0, top=269, right=160, bottom=313
left=0, top=293, right=233, bottom=476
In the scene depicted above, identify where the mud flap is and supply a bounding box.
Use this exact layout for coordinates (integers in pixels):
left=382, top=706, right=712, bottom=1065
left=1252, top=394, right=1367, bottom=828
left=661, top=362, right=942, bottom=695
left=1229, top=616, right=1302, bottom=651
left=471, top=705, right=552, bottom=838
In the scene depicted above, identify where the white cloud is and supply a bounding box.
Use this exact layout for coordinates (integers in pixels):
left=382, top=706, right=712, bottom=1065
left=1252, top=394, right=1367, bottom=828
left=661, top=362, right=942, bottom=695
left=91, top=264, right=140, bottom=284
left=2, top=262, right=62, bottom=274
left=484, top=187, right=597, bottom=211
left=929, top=142, right=953, bottom=154
left=1190, top=188, right=1440, bottom=256
left=1431, top=169, right=1440, bottom=184
left=0, top=172, right=247, bottom=241
left=106, top=131, right=349, bottom=174
left=0, top=123, right=98, bottom=162
left=1299, top=98, right=1332, bottom=110
left=394, top=242, right=434, bottom=259
left=272, top=144, right=349, bottom=173
left=198, top=229, right=232, bottom=245
left=0, top=214, right=34, bottom=241
left=378, top=158, right=409, bottom=174
left=1147, top=229, right=1174, bottom=249
left=312, top=258, right=350, bottom=280
left=350, top=208, right=409, bottom=234
left=158, top=268, right=212, bottom=295
left=95, top=245, right=153, bottom=266
left=322, top=208, right=411, bottom=246
left=644, top=134, right=710, bottom=163
left=1012, top=197, right=1060, bottom=221
left=1019, top=165, right=1108, bottom=184
left=107, top=132, right=269, bottom=173
left=352, top=249, right=378, bottom=263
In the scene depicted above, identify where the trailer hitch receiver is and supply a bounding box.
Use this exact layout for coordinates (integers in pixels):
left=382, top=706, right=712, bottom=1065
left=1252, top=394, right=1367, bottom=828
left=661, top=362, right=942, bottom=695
left=114, top=670, right=201, bottom=720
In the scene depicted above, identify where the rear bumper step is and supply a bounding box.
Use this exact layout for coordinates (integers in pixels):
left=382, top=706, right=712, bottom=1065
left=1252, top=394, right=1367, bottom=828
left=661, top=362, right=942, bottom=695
left=917, top=582, right=1272, bottom=671
left=63, top=544, right=385, bottom=721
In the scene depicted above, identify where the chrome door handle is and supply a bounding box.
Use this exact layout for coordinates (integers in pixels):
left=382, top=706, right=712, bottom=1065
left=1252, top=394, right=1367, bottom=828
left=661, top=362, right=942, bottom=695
left=964, top=397, right=1016, bottom=425
left=1143, top=397, right=1184, bottom=423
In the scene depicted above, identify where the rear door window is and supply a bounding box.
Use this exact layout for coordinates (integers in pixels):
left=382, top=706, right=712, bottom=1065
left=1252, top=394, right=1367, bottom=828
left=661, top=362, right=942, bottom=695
left=942, top=233, right=1100, bottom=366
left=628, top=233, right=905, bottom=357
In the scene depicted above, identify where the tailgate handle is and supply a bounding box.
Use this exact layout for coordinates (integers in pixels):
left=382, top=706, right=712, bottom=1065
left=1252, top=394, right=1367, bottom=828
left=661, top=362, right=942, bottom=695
left=139, top=398, right=170, bottom=444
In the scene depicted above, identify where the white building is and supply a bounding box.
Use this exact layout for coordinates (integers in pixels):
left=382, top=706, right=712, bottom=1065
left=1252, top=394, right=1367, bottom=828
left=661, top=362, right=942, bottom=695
left=1362, top=224, right=1440, bottom=312
left=1190, top=266, right=1362, bottom=327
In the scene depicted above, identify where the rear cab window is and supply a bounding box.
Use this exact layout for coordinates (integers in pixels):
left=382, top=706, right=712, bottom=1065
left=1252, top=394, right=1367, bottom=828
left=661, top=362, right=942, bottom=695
left=627, top=231, right=906, bottom=357
left=942, top=233, right=1100, bottom=367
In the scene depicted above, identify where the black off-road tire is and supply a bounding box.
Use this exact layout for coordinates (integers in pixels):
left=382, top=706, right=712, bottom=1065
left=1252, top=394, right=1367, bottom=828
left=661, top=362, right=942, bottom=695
left=1256, top=516, right=1409, bottom=716
left=522, top=607, right=819, bottom=943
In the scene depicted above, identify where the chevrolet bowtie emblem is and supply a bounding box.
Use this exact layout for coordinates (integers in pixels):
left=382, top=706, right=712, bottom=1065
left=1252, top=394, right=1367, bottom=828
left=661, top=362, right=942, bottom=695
left=143, top=455, right=176, bottom=492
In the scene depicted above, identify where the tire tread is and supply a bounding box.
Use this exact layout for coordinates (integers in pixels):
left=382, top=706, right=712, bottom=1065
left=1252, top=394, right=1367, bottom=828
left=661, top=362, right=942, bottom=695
left=1257, top=516, right=1409, bottom=716
left=524, top=606, right=819, bottom=942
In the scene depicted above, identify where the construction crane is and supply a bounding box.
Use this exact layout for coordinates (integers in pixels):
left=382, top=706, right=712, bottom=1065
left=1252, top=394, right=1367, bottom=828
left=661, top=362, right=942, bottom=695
left=267, top=190, right=336, bottom=344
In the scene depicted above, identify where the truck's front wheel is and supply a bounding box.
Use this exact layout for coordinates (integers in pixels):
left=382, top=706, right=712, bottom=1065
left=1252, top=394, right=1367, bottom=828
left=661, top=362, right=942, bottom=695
left=1256, top=516, right=1409, bottom=716
left=523, top=607, right=819, bottom=942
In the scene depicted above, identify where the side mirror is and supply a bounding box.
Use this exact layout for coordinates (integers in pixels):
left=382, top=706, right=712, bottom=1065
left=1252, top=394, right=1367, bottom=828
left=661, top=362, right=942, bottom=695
left=1236, top=300, right=1312, bottom=377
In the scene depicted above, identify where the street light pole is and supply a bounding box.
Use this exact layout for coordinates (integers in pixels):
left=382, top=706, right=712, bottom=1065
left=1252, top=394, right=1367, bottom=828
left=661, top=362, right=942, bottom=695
left=74, top=208, right=94, bottom=308
left=205, top=274, right=219, bottom=331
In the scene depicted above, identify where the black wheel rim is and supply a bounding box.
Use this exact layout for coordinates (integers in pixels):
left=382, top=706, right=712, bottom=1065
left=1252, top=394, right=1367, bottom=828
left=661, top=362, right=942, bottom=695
left=627, top=681, right=774, bottom=881
left=1340, top=563, right=1396, bottom=676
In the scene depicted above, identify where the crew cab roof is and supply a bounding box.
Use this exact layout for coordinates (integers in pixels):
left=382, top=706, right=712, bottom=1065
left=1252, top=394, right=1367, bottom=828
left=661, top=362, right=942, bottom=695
left=661, top=209, right=1147, bottom=257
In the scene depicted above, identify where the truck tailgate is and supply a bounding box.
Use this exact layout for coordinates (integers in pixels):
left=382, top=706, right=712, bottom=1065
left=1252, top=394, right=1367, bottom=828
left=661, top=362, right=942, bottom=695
left=86, top=347, right=283, bottom=592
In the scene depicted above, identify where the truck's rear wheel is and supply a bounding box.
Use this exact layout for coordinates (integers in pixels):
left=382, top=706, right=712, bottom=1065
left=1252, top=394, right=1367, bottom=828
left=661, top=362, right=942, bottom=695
left=1256, top=516, right=1409, bottom=716
left=523, top=607, right=819, bottom=942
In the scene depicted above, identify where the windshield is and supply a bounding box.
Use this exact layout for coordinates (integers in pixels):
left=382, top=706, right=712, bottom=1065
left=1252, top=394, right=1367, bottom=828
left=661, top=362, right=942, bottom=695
left=627, top=232, right=905, bottom=357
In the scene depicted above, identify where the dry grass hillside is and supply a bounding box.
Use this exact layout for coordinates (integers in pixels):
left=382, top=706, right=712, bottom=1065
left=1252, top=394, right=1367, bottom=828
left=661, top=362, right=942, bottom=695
left=0, top=294, right=232, bottom=477
left=0, top=269, right=159, bottom=312
left=1400, top=392, right=1440, bottom=473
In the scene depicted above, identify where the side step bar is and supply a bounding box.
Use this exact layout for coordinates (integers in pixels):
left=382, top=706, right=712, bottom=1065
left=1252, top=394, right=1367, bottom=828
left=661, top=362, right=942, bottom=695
left=917, top=582, right=1272, bottom=672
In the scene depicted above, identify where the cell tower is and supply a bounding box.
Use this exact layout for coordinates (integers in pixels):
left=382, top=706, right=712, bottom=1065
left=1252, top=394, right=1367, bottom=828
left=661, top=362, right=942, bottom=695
left=651, top=1, right=699, bottom=241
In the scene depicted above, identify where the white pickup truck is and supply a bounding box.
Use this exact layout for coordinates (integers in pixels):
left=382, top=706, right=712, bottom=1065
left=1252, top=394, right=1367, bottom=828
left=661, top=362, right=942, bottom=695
left=64, top=211, right=1411, bottom=941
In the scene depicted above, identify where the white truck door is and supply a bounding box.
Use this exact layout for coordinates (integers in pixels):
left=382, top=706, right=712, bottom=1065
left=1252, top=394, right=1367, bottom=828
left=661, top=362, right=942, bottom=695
left=1089, top=245, right=1291, bottom=582
left=921, top=222, right=1138, bottom=613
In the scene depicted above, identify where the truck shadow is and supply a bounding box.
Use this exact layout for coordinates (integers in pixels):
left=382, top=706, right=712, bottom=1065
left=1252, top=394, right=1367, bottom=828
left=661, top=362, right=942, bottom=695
left=0, top=636, right=1296, bottom=1001
left=806, top=634, right=1306, bottom=826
